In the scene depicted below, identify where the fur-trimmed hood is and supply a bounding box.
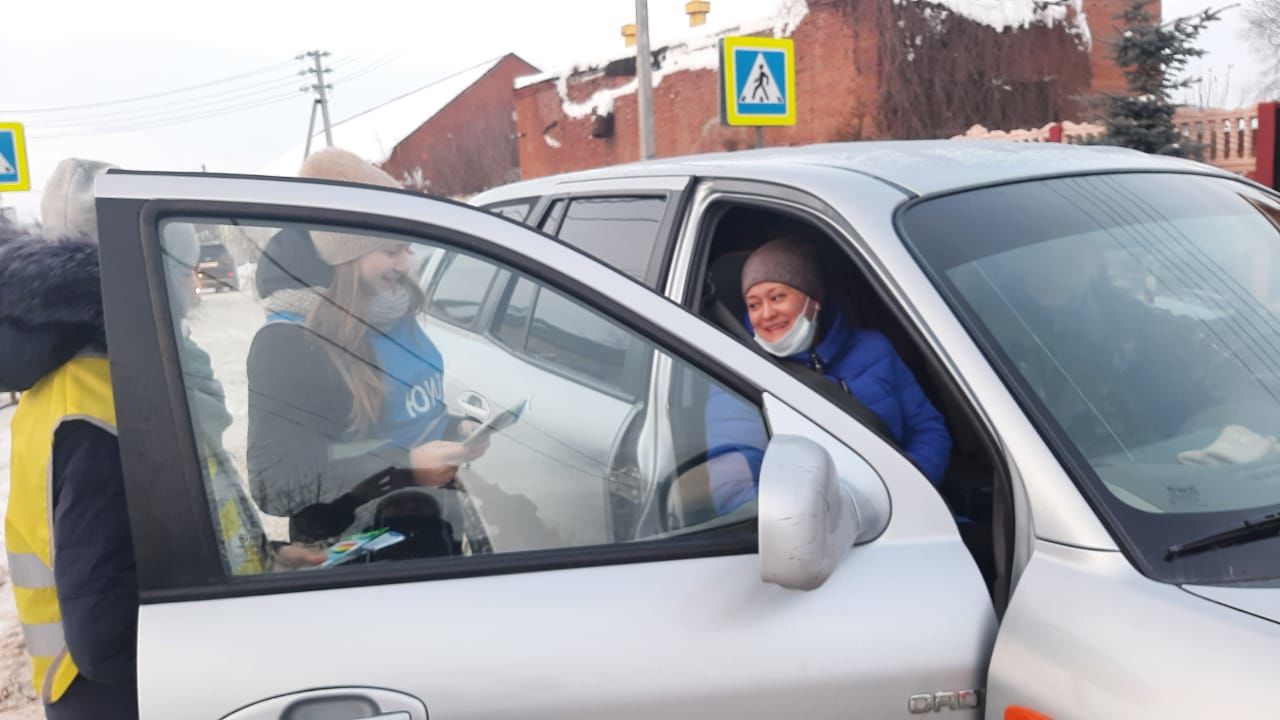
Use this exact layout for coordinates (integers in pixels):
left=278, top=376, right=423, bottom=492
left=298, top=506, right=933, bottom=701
left=0, top=232, right=105, bottom=392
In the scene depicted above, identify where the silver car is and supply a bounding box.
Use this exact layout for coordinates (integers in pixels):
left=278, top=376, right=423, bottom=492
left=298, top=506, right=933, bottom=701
left=96, top=141, right=1280, bottom=719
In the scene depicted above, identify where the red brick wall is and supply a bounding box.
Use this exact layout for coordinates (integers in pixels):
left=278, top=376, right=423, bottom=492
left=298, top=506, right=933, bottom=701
left=381, top=54, right=539, bottom=198
left=517, top=0, right=881, bottom=179
left=1085, top=0, right=1155, bottom=95
left=516, top=0, right=1127, bottom=180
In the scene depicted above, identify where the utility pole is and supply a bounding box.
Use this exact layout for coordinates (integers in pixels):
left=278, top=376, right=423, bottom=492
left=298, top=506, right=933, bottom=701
left=299, top=50, right=334, bottom=150
left=634, top=0, right=656, bottom=160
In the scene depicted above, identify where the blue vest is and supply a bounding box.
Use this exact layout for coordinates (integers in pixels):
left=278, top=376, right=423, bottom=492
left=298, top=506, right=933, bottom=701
left=269, top=312, right=447, bottom=450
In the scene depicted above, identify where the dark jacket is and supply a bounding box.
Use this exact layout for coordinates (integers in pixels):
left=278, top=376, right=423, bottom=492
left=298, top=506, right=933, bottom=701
left=247, top=228, right=454, bottom=542
left=255, top=226, right=333, bottom=299
left=706, top=307, right=952, bottom=513
left=0, top=232, right=139, bottom=713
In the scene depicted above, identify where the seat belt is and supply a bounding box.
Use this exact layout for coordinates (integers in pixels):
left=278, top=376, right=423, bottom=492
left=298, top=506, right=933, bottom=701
left=706, top=297, right=896, bottom=445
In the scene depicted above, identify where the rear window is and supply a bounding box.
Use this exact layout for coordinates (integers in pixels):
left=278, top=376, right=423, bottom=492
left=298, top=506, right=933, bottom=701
left=199, top=244, right=229, bottom=262
left=554, top=196, right=667, bottom=283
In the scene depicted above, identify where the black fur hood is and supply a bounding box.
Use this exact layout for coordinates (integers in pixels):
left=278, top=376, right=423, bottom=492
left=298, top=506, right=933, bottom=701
left=0, top=232, right=105, bottom=392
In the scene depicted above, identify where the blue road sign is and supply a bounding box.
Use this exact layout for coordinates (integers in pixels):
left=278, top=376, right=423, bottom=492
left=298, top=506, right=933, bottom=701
left=720, top=37, right=796, bottom=127
left=0, top=123, right=30, bottom=192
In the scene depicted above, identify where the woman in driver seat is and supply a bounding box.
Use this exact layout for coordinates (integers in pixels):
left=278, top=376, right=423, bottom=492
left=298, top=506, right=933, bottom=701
left=705, top=237, right=951, bottom=513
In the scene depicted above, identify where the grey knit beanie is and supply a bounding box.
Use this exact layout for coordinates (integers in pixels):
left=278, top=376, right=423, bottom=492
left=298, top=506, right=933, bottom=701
left=298, top=148, right=402, bottom=266
left=741, top=238, right=825, bottom=301
left=40, top=158, right=117, bottom=242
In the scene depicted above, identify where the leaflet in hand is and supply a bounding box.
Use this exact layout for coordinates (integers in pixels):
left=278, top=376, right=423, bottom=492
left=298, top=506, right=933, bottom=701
left=463, top=398, right=529, bottom=450
left=320, top=527, right=405, bottom=568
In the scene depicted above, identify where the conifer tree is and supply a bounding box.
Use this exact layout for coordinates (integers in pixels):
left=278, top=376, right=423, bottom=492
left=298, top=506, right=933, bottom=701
left=1100, top=0, right=1220, bottom=158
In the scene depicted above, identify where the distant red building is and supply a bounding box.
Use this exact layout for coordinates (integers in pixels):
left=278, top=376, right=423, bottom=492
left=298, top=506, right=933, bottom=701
left=377, top=53, right=539, bottom=198
left=514, top=0, right=1143, bottom=181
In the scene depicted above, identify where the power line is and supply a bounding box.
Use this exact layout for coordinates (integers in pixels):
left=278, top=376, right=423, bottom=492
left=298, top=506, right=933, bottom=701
left=29, top=91, right=307, bottom=140
left=28, top=73, right=303, bottom=130
left=2, top=58, right=299, bottom=114
left=327, top=56, right=504, bottom=130
left=338, top=51, right=408, bottom=86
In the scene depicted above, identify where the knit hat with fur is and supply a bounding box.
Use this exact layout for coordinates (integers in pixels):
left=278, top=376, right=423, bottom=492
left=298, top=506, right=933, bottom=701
left=298, top=148, right=402, bottom=266
left=40, top=158, right=117, bottom=242
left=741, top=238, right=825, bottom=301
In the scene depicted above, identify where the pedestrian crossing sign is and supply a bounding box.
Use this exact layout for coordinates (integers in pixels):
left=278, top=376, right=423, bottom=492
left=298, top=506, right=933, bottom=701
left=720, top=36, right=796, bottom=127
left=0, top=123, right=30, bottom=193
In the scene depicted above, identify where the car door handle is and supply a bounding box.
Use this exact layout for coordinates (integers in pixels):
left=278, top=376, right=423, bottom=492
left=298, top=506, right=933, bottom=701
left=458, top=391, right=490, bottom=421
left=218, top=686, right=426, bottom=720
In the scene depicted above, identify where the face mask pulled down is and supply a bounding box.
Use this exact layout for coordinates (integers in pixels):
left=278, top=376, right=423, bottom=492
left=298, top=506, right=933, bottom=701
left=755, top=299, right=818, bottom=357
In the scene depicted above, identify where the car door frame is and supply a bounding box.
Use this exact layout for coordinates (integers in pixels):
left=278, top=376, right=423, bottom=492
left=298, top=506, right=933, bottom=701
left=98, top=171, right=998, bottom=719
left=517, top=175, right=694, bottom=290
left=95, top=169, right=932, bottom=599
left=660, top=174, right=1027, bottom=611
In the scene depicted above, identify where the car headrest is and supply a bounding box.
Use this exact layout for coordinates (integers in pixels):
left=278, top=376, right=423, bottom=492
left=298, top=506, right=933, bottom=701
left=704, top=251, right=750, bottom=324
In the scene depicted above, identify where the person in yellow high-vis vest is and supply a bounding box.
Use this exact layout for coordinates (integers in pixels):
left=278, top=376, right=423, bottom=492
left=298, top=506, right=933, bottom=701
left=1, top=158, right=139, bottom=719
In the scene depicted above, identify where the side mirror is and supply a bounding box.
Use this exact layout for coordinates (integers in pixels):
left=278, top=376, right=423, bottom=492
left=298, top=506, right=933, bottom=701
left=758, top=434, right=859, bottom=591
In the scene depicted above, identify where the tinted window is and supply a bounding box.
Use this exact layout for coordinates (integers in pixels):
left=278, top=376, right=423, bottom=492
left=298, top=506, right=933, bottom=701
left=485, top=201, right=533, bottom=223
left=540, top=199, right=567, bottom=232
left=199, top=243, right=230, bottom=263
left=555, top=196, right=666, bottom=282
left=493, top=276, right=537, bottom=348
left=901, top=173, right=1280, bottom=584
left=428, top=252, right=498, bottom=326
left=525, top=287, right=640, bottom=395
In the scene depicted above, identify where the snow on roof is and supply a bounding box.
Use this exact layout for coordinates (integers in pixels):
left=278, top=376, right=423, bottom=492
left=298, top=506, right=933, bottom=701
left=899, top=0, right=1091, bottom=45
left=517, top=0, right=809, bottom=122
left=259, top=57, right=504, bottom=177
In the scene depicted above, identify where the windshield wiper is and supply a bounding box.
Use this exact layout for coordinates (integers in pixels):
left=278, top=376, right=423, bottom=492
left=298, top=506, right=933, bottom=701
left=1165, top=511, right=1280, bottom=561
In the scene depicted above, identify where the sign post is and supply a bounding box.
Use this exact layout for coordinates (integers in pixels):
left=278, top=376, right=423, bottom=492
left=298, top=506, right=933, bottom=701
left=719, top=36, right=796, bottom=146
left=0, top=123, right=31, bottom=193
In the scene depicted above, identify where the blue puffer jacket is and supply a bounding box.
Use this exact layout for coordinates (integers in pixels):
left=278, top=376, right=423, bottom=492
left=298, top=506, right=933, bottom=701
left=705, top=307, right=951, bottom=513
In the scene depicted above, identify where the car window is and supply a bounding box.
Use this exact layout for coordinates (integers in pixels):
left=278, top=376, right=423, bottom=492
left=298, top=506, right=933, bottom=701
left=484, top=200, right=534, bottom=223
left=554, top=196, right=666, bottom=282
left=427, top=252, right=499, bottom=327
left=156, top=217, right=766, bottom=579
left=492, top=275, right=537, bottom=348
left=490, top=276, right=644, bottom=398
left=901, top=173, right=1280, bottom=582
left=539, top=198, right=567, bottom=233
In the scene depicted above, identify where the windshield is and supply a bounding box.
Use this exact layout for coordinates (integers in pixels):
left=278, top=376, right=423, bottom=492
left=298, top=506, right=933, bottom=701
left=901, top=172, right=1280, bottom=584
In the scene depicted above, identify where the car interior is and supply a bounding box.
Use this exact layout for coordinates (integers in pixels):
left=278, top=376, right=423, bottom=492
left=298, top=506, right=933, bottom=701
left=675, top=202, right=1012, bottom=607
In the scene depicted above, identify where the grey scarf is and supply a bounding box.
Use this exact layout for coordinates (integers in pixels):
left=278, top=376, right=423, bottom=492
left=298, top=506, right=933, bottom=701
left=262, top=288, right=322, bottom=319
left=366, top=284, right=411, bottom=330
left=261, top=284, right=409, bottom=329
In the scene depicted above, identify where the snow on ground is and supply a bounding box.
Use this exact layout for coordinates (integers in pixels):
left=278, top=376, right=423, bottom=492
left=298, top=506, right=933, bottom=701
left=0, top=402, right=43, bottom=719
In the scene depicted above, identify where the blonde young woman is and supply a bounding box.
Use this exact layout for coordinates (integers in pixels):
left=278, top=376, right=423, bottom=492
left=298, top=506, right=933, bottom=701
left=247, top=149, right=484, bottom=545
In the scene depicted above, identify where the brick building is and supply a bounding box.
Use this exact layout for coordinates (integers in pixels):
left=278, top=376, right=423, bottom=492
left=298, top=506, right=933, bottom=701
left=379, top=54, right=539, bottom=197
left=515, top=0, right=1142, bottom=180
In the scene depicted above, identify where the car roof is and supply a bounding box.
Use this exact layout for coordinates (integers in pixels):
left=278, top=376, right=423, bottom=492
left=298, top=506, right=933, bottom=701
left=475, top=140, right=1228, bottom=202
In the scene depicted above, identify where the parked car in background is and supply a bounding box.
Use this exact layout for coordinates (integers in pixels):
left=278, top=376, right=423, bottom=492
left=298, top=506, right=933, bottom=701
left=93, top=142, right=1280, bottom=720
left=197, top=242, right=238, bottom=292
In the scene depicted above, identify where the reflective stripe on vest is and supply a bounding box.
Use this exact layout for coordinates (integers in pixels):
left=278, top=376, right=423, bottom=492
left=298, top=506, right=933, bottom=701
left=5, top=355, right=116, bottom=704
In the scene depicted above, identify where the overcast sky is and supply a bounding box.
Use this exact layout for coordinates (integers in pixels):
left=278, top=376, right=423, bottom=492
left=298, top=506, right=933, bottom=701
left=1, top=0, right=1267, bottom=221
